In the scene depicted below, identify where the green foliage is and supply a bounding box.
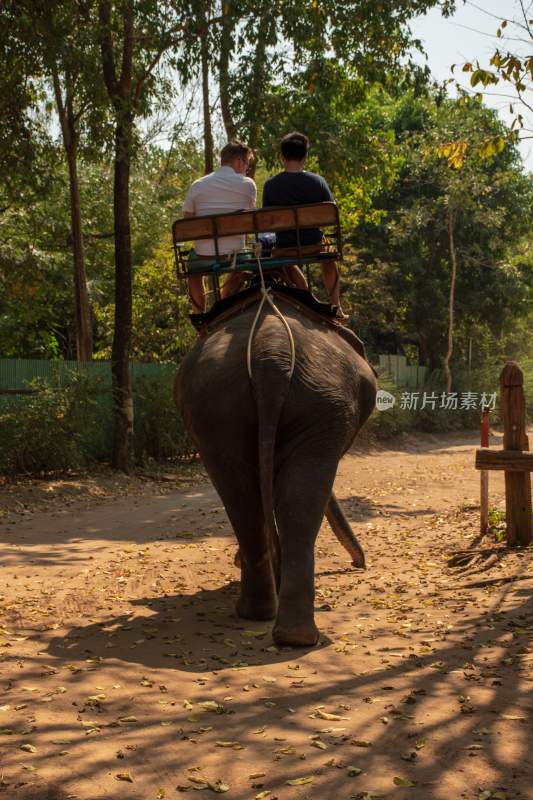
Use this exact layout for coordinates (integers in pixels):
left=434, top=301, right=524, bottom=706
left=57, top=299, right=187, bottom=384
left=134, top=371, right=194, bottom=463
left=0, top=142, right=203, bottom=360
left=1, top=0, right=532, bottom=472
left=0, top=196, right=74, bottom=359
left=488, top=508, right=506, bottom=543
left=454, top=6, right=532, bottom=140
left=364, top=364, right=502, bottom=442
left=361, top=376, right=414, bottom=441
left=96, top=247, right=196, bottom=361
left=346, top=90, right=533, bottom=370
left=0, top=374, right=110, bottom=474
left=0, top=367, right=193, bottom=476
left=258, top=74, right=400, bottom=229
left=227, top=0, right=457, bottom=148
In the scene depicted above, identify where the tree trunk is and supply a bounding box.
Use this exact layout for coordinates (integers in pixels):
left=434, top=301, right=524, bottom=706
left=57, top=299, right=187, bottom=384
left=65, top=145, right=93, bottom=362
left=99, top=0, right=135, bottom=473
left=51, top=67, right=93, bottom=361
left=219, top=7, right=236, bottom=140
left=443, top=207, right=457, bottom=393
left=201, top=28, right=214, bottom=174
left=111, top=109, right=135, bottom=473
left=418, top=332, right=429, bottom=367
left=247, top=12, right=271, bottom=159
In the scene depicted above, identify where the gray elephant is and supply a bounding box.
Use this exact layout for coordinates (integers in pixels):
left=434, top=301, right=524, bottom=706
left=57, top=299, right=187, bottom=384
left=175, top=290, right=377, bottom=646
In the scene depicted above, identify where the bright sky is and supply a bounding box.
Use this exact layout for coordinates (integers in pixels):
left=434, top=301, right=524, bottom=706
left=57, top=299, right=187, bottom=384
left=410, top=0, right=533, bottom=169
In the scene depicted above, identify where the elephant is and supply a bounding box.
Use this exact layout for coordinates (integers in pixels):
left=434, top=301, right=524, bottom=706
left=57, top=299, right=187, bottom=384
left=175, top=288, right=377, bottom=646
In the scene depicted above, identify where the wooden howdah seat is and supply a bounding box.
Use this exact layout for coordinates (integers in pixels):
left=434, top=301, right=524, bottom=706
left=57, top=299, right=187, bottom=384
left=172, top=201, right=342, bottom=302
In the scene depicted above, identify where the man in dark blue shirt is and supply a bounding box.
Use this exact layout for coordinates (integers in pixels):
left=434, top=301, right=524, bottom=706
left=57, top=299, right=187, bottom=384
left=262, top=132, right=344, bottom=315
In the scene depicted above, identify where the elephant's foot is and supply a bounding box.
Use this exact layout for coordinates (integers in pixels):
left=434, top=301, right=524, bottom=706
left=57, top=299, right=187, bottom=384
left=236, top=593, right=277, bottom=621
left=272, top=618, right=319, bottom=647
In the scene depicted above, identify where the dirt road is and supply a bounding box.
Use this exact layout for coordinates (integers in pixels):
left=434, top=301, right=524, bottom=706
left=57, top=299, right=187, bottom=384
left=0, top=431, right=532, bottom=800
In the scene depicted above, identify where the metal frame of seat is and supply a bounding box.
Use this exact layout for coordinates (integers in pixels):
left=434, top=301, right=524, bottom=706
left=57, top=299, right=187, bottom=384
left=172, top=202, right=343, bottom=301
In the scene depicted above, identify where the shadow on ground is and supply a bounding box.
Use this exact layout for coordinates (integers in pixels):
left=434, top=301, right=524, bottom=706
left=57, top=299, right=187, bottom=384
left=45, top=582, right=327, bottom=673
left=2, top=572, right=530, bottom=799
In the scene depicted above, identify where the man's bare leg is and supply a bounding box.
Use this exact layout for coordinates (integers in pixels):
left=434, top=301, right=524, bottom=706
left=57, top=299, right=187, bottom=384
left=221, top=271, right=247, bottom=299
left=283, top=264, right=308, bottom=290
left=188, top=275, right=205, bottom=313
left=320, top=260, right=342, bottom=305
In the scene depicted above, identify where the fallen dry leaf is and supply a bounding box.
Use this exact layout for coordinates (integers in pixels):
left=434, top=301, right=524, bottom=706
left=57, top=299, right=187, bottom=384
left=347, top=766, right=362, bottom=776
left=215, top=741, right=243, bottom=750
left=115, top=772, right=134, bottom=782
left=200, top=701, right=225, bottom=713
left=393, top=776, right=416, bottom=787
left=311, top=740, right=328, bottom=750
left=314, top=709, right=349, bottom=721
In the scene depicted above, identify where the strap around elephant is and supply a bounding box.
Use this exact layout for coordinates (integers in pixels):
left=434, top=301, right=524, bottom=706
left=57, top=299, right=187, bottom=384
left=246, top=256, right=296, bottom=382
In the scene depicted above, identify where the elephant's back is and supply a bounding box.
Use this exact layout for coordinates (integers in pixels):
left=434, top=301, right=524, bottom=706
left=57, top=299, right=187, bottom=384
left=279, top=304, right=376, bottom=425
left=176, top=299, right=376, bottom=433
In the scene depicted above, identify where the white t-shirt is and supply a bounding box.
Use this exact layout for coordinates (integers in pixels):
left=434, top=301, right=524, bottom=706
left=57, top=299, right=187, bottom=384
left=182, top=166, right=257, bottom=256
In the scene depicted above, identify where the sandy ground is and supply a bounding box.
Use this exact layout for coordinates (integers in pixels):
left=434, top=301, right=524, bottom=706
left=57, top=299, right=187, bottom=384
left=0, top=430, right=532, bottom=800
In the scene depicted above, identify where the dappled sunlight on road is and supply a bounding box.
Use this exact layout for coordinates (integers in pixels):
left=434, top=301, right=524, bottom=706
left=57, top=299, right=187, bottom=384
left=0, top=437, right=531, bottom=799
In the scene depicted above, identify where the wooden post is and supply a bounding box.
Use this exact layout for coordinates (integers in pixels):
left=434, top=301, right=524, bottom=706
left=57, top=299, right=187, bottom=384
left=500, top=362, right=533, bottom=547
left=480, top=409, right=489, bottom=535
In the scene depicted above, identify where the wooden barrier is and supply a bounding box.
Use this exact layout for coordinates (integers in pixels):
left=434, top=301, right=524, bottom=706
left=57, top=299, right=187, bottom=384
left=479, top=408, right=490, bottom=535
left=475, top=361, right=533, bottom=547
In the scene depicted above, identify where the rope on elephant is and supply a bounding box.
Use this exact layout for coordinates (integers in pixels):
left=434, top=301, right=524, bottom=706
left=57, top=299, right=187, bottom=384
left=246, top=255, right=296, bottom=381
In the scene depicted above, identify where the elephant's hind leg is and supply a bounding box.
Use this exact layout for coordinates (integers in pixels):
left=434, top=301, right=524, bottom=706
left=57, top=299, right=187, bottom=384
left=272, top=445, right=340, bottom=647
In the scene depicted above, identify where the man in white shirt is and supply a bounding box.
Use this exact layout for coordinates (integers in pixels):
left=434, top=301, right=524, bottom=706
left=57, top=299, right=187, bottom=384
left=183, top=141, right=256, bottom=313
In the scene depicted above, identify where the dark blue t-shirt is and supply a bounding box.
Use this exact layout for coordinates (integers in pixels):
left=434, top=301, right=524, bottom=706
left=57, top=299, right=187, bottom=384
left=262, top=171, right=334, bottom=247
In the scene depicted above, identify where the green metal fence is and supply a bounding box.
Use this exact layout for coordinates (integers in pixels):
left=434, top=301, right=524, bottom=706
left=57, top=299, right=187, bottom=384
left=378, top=354, right=429, bottom=388
left=0, top=359, right=189, bottom=474
left=0, top=359, right=176, bottom=392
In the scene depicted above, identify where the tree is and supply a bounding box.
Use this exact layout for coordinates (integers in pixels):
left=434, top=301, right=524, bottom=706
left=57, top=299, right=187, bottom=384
left=0, top=141, right=203, bottom=360
left=452, top=0, right=533, bottom=148
left=218, top=0, right=237, bottom=140
left=96, top=0, right=224, bottom=471
left=351, top=90, right=533, bottom=376
left=0, top=23, right=55, bottom=211
left=38, top=2, right=100, bottom=362
left=97, top=0, right=169, bottom=469
left=256, top=69, right=399, bottom=229
left=211, top=0, right=457, bottom=154
left=0, top=1, right=104, bottom=361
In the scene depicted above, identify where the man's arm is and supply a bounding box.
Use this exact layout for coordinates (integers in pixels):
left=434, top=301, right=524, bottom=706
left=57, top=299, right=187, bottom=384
left=240, top=176, right=256, bottom=210
left=182, top=184, right=196, bottom=216
left=321, top=177, right=334, bottom=203
left=262, top=179, right=272, bottom=208
left=248, top=180, right=257, bottom=210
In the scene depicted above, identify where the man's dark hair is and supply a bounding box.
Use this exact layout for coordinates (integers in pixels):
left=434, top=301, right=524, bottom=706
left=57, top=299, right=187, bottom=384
left=280, top=131, right=309, bottom=161
left=220, top=140, right=251, bottom=164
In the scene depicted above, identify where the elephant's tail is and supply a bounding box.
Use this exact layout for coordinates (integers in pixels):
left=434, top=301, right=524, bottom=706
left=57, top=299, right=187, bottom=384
left=250, top=310, right=294, bottom=583
left=325, top=492, right=366, bottom=569
left=253, top=375, right=290, bottom=585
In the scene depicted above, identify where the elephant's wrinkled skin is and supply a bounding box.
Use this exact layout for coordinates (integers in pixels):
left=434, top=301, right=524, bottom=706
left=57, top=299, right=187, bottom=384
left=175, top=297, right=377, bottom=646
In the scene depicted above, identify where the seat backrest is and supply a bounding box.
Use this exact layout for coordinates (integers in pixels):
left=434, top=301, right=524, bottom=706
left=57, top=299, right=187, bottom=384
left=173, top=202, right=340, bottom=243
